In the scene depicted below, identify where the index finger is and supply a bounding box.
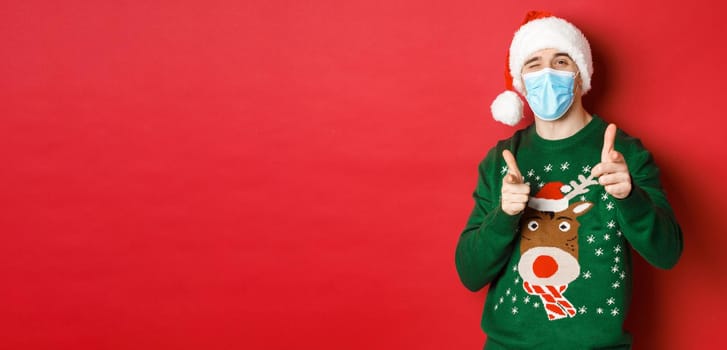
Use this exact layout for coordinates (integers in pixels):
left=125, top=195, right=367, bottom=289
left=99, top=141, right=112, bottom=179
left=502, top=149, right=522, bottom=180
left=602, top=123, right=617, bottom=162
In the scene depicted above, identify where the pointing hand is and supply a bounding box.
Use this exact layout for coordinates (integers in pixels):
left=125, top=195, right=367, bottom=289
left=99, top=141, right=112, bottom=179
left=501, top=150, right=531, bottom=215
left=591, top=123, right=632, bottom=199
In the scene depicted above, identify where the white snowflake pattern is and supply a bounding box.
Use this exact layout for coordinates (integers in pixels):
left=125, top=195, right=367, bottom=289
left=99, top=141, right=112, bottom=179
left=612, top=281, right=621, bottom=289
left=607, top=220, right=616, bottom=229
left=560, top=162, right=570, bottom=171
left=499, top=297, right=504, bottom=304
left=597, top=308, right=604, bottom=314
left=606, top=202, right=615, bottom=211
left=614, top=245, right=622, bottom=253
left=535, top=176, right=541, bottom=181
left=617, top=230, right=623, bottom=237
left=514, top=276, right=520, bottom=284
left=587, top=235, right=596, bottom=244
left=595, top=248, right=604, bottom=256
left=601, top=193, right=609, bottom=201
left=578, top=306, right=588, bottom=314
left=580, top=195, right=587, bottom=201
left=524, top=296, right=531, bottom=304
left=512, top=265, right=518, bottom=272
left=611, top=265, right=619, bottom=273
left=533, top=302, right=540, bottom=308
left=614, top=257, right=621, bottom=263
left=582, top=165, right=592, bottom=173
left=603, top=233, right=611, bottom=241
left=611, top=308, right=620, bottom=316
left=512, top=295, right=518, bottom=303
left=538, top=182, right=545, bottom=188
left=606, top=297, right=615, bottom=305
left=582, top=270, right=592, bottom=279
left=619, top=272, right=626, bottom=280
left=527, top=169, right=535, bottom=178
left=512, top=307, right=519, bottom=315
left=501, top=166, right=508, bottom=175
left=506, top=288, right=511, bottom=296
left=544, top=164, right=553, bottom=172
left=494, top=304, right=499, bottom=311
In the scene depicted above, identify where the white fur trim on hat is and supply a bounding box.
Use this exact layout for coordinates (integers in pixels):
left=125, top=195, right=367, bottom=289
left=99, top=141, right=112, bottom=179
left=491, top=90, right=524, bottom=126
left=509, top=16, right=593, bottom=96
left=528, top=197, right=569, bottom=212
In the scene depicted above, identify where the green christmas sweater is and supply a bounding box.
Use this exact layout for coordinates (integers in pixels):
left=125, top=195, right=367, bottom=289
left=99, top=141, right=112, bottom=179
left=455, top=116, right=683, bottom=349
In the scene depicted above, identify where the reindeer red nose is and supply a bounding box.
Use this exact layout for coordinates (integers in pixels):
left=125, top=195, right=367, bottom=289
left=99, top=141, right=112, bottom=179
left=533, top=255, right=559, bottom=278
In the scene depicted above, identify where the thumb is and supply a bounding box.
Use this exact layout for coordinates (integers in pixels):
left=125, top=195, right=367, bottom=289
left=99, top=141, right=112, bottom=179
left=610, top=149, right=625, bottom=163
left=602, top=123, right=617, bottom=162
left=502, top=149, right=523, bottom=183
left=504, top=173, right=520, bottom=184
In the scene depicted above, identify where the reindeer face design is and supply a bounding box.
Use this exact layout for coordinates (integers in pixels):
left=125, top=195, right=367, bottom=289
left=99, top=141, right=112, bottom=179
left=515, top=176, right=598, bottom=320
left=518, top=202, right=593, bottom=286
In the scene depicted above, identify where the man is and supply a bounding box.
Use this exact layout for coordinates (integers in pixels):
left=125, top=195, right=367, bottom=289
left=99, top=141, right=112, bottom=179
left=454, top=11, right=683, bottom=349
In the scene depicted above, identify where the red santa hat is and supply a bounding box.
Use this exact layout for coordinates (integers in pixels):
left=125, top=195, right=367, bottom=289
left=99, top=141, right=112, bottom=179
left=491, top=11, right=594, bottom=126
left=528, top=181, right=573, bottom=212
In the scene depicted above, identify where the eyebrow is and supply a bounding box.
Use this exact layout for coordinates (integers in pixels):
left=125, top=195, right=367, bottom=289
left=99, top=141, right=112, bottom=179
left=523, top=56, right=541, bottom=67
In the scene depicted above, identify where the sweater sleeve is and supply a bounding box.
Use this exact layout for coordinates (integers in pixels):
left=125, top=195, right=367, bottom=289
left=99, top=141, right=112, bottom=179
left=613, top=137, right=683, bottom=269
left=455, top=146, right=522, bottom=292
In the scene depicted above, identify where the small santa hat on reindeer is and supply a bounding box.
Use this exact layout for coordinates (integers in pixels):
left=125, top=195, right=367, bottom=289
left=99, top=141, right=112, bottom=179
left=528, top=181, right=573, bottom=212
left=491, top=11, right=594, bottom=126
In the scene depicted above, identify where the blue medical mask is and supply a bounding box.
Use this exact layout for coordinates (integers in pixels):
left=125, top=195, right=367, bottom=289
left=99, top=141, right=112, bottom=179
left=523, top=68, right=576, bottom=121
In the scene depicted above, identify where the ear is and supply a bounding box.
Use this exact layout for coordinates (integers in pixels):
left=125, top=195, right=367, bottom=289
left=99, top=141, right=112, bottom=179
left=568, top=201, right=593, bottom=216
left=576, top=71, right=585, bottom=96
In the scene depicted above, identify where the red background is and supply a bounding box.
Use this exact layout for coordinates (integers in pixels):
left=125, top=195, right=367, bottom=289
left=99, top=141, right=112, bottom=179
left=2, top=1, right=726, bottom=349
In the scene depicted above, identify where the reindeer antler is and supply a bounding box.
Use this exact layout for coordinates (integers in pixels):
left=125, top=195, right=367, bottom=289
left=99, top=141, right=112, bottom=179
left=563, top=173, right=599, bottom=201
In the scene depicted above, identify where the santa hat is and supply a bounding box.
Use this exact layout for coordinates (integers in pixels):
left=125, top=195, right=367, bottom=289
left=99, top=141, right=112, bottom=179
left=491, top=11, right=594, bottom=126
left=528, top=181, right=573, bottom=212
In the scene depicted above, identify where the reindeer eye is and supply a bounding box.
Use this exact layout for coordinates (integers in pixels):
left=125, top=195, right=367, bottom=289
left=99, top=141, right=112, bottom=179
left=527, top=221, right=539, bottom=231
left=559, top=221, right=571, bottom=232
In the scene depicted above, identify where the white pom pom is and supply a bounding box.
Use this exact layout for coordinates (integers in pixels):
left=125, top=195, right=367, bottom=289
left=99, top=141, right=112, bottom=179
left=490, top=90, right=523, bottom=126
